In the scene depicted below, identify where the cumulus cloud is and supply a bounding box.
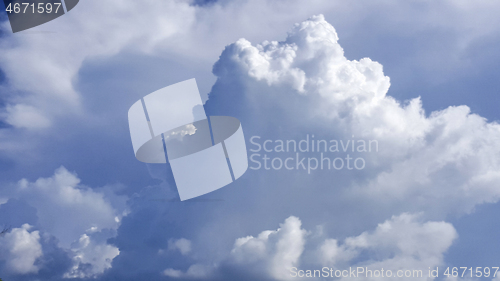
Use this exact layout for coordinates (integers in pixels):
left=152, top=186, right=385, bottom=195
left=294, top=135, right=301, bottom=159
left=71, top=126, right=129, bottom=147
left=65, top=232, right=120, bottom=278
left=320, top=213, right=457, bottom=281
left=207, top=14, right=500, bottom=219
left=168, top=238, right=193, bottom=256
left=0, top=224, right=43, bottom=274
left=161, top=216, right=307, bottom=280
left=210, top=14, right=390, bottom=118
left=13, top=166, right=123, bottom=247
left=230, top=216, right=307, bottom=280
left=2, top=4, right=500, bottom=280
left=0, top=167, right=126, bottom=278
left=236, top=214, right=455, bottom=281
left=100, top=13, right=500, bottom=281
left=166, top=214, right=455, bottom=280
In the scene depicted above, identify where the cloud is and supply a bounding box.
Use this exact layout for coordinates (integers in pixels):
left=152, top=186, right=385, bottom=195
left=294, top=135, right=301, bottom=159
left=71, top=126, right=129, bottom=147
left=213, top=14, right=390, bottom=103
left=207, top=14, right=500, bottom=219
left=3, top=104, right=51, bottom=129
left=0, top=224, right=43, bottom=274
left=163, top=264, right=213, bottom=279
left=320, top=213, right=457, bottom=281
left=0, top=1, right=348, bottom=192
left=12, top=166, right=123, bottom=247
left=0, top=0, right=196, bottom=129
left=163, top=268, right=184, bottom=278
left=209, top=14, right=390, bottom=117
left=65, top=232, right=120, bottom=278
left=94, top=13, right=500, bottom=281
left=245, top=214, right=455, bottom=281
left=167, top=214, right=456, bottom=280
left=168, top=238, right=193, bottom=256
left=86, top=13, right=500, bottom=281
left=2, top=4, right=500, bottom=280
left=0, top=167, right=126, bottom=278
left=230, top=216, right=307, bottom=280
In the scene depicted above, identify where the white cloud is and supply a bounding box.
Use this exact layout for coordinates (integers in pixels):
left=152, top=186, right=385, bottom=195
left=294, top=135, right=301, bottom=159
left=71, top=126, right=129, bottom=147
left=168, top=238, right=192, bottom=256
left=161, top=216, right=308, bottom=280
left=0, top=0, right=197, bottom=129
left=91, top=12, right=500, bottom=281
left=210, top=14, right=500, bottom=218
left=3, top=3, right=500, bottom=279
left=218, top=14, right=390, bottom=103
left=14, top=166, right=122, bottom=247
left=231, top=214, right=455, bottom=280
left=0, top=167, right=126, bottom=278
left=8, top=0, right=500, bottom=130
left=174, top=214, right=456, bottom=280
left=320, top=213, right=457, bottom=281
left=163, top=264, right=213, bottom=279
left=230, top=216, right=308, bottom=280
left=0, top=224, right=43, bottom=274
left=163, top=268, right=184, bottom=278
left=0, top=0, right=330, bottom=130
left=64, top=232, right=120, bottom=278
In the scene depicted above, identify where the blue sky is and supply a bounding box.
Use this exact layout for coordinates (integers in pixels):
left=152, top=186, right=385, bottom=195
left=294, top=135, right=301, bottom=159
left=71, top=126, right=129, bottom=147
left=1, top=1, right=500, bottom=280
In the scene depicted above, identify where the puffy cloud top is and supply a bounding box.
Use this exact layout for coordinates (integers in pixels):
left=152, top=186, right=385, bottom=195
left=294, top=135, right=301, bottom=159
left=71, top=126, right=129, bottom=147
left=231, top=216, right=307, bottom=280
left=213, top=14, right=390, bottom=117
left=166, top=214, right=456, bottom=280
left=209, top=14, right=500, bottom=218
left=320, top=213, right=457, bottom=279
left=15, top=166, right=120, bottom=247
left=0, top=224, right=42, bottom=274
left=0, top=167, right=125, bottom=278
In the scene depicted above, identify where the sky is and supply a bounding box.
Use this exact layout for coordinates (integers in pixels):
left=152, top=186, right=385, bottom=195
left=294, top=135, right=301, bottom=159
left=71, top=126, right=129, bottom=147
left=1, top=0, right=500, bottom=280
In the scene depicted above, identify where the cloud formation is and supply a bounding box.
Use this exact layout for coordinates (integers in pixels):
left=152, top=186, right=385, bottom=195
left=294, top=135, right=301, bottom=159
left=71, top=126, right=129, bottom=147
left=230, top=216, right=307, bottom=280
left=0, top=167, right=125, bottom=278
left=13, top=166, right=123, bottom=247
left=2, top=3, right=500, bottom=280
left=163, top=214, right=456, bottom=280
left=0, top=224, right=42, bottom=274
left=320, top=213, right=457, bottom=281
left=168, top=238, right=193, bottom=256
left=208, top=14, right=500, bottom=219
left=65, top=231, right=120, bottom=278
left=0, top=0, right=197, bottom=129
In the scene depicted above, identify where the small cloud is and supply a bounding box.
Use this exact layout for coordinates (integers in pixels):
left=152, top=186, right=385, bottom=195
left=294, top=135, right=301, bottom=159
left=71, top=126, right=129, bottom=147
left=168, top=238, right=192, bottom=256
left=163, top=268, right=184, bottom=278
left=162, top=264, right=212, bottom=279
left=3, top=104, right=51, bottom=129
